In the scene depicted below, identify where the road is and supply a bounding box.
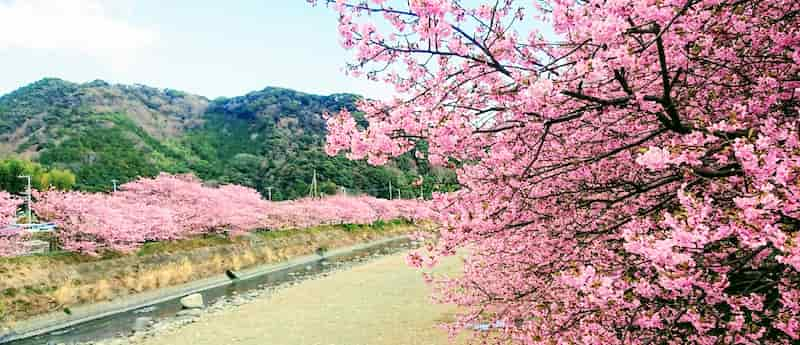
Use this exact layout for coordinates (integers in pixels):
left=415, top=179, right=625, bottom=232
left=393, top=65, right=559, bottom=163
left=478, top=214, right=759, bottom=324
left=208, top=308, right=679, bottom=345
left=135, top=251, right=466, bottom=345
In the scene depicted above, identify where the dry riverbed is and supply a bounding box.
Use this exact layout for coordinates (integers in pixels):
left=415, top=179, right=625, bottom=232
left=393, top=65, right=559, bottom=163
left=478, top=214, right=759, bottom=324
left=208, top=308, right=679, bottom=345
left=0, top=223, right=420, bottom=327
left=91, top=250, right=466, bottom=345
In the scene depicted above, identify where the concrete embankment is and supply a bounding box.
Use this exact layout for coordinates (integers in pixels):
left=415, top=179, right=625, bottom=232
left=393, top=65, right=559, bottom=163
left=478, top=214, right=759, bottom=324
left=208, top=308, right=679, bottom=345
left=0, top=223, right=425, bottom=333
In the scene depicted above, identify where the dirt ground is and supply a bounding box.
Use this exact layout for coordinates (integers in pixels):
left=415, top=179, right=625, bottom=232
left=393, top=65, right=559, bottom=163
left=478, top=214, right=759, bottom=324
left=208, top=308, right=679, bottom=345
left=136, top=252, right=467, bottom=345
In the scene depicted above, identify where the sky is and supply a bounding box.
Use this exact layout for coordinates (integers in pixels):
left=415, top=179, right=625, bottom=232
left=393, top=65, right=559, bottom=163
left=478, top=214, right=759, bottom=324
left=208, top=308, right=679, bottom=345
left=0, top=0, right=395, bottom=99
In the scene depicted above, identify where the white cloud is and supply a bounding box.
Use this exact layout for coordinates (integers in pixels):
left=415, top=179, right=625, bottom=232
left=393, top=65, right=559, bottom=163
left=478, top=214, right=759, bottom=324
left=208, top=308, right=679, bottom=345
left=0, top=0, right=157, bottom=67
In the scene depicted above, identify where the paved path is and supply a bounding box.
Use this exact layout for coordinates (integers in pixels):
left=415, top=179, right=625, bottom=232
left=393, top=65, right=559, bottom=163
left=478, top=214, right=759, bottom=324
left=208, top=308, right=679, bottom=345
left=137, top=252, right=465, bottom=345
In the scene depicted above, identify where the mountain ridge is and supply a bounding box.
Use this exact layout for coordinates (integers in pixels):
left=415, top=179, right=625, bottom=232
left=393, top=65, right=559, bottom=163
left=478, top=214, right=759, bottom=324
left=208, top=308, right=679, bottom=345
left=0, top=78, right=454, bottom=199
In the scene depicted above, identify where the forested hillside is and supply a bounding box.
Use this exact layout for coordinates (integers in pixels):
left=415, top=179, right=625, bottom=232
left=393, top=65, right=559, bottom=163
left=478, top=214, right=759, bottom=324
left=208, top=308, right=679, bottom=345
left=0, top=78, right=456, bottom=198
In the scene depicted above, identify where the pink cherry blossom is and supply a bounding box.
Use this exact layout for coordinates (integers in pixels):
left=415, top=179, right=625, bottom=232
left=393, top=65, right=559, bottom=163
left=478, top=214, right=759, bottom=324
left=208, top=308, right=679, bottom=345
left=315, top=0, right=800, bottom=343
left=31, top=173, right=431, bottom=256
left=635, top=146, right=673, bottom=171
left=0, top=192, right=24, bottom=256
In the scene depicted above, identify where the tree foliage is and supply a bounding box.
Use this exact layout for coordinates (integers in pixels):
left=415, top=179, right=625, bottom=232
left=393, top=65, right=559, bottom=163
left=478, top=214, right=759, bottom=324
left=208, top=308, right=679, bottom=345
left=183, top=94, right=456, bottom=200
left=320, top=0, right=800, bottom=343
left=0, top=79, right=456, bottom=198
left=0, top=158, right=75, bottom=193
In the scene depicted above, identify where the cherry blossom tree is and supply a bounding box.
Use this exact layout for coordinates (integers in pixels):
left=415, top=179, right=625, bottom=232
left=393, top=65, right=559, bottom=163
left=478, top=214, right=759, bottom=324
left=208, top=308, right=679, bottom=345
left=34, top=173, right=429, bottom=255
left=34, top=189, right=176, bottom=254
left=0, top=192, right=19, bottom=226
left=116, top=173, right=270, bottom=237
left=318, top=0, right=800, bottom=343
left=0, top=192, right=25, bottom=257
left=264, top=195, right=429, bottom=229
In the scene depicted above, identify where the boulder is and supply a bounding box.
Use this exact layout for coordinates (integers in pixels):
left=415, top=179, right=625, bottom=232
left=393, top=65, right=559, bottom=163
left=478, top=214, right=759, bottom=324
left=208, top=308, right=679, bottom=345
left=179, top=293, right=204, bottom=309
left=132, top=317, right=152, bottom=332
left=225, top=269, right=240, bottom=280
left=176, top=309, right=203, bottom=318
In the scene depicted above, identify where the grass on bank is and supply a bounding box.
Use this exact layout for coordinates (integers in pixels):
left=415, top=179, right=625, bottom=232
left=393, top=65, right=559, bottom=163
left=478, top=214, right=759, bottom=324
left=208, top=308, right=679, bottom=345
left=0, top=219, right=421, bottom=325
left=0, top=219, right=414, bottom=267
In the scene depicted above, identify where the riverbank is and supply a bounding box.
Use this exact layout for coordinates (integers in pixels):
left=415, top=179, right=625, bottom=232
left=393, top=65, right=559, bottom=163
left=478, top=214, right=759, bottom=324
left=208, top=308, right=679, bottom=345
left=0, top=221, right=428, bottom=330
left=116, top=250, right=466, bottom=345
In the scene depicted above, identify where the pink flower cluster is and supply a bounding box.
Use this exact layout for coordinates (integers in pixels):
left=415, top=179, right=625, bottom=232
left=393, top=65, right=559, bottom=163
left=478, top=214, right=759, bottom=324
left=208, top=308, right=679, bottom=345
left=318, top=0, right=800, bottom=343
left=264, top=195, right=433, bottom=230
left=0, top=191, right=25, bottom=257
left=31, top=173, right=429, bottom=256
left=0, top=191, right=19, bottom=227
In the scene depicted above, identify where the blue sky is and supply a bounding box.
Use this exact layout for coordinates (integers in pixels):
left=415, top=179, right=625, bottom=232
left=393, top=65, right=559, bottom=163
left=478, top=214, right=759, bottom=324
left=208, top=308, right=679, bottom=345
left=0, top=0, right=394, bottom=99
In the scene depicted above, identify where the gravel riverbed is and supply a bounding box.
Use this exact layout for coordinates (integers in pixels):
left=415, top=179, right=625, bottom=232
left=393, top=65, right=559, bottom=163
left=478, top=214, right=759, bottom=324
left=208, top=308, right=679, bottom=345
left=61, top=243, right=465, bottom=345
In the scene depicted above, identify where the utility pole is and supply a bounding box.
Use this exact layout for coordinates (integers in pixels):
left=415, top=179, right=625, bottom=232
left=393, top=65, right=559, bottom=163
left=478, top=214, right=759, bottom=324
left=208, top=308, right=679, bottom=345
left=267, top=187, right=273, bottom=201
left=389, top=180, right=393, bottom=200
left=309, top=170, right=319, bottom=199
left=111, top=179, right=118, bottom=193
left=18, top=175, right=31, bottom=224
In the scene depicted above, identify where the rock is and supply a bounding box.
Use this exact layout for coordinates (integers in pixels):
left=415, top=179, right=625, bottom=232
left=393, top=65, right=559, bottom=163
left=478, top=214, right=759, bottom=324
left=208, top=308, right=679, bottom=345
left=176, top=309, right=203, bottom=318
left=225, top=269, right=240, bottom=280
left=132, top=317, right=152, bottom=332
left=231, top=297, right=247, bottom=306
left=179, top=293, right=204, bottom=309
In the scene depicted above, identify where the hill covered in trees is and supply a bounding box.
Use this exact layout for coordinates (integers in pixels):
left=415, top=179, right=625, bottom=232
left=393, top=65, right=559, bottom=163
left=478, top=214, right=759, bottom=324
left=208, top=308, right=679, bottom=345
left=0, top=78, right=455, bottom=199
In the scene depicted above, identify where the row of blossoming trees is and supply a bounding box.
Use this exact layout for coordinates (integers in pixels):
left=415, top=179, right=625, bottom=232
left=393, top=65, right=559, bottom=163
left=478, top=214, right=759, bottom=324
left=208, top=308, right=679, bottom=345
left=0, top=173, right=430, bottom=256
left=317, top=0, right=799, bottom=343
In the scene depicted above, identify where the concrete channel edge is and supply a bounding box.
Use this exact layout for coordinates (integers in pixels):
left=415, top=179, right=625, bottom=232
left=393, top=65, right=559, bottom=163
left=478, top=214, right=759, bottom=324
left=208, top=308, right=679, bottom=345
left=0, top=235, right=409, bottom=344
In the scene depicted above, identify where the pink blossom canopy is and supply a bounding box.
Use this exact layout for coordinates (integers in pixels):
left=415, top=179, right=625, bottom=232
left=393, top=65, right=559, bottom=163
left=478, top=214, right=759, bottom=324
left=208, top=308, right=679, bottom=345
left=318, top=0, right=800, bottom=343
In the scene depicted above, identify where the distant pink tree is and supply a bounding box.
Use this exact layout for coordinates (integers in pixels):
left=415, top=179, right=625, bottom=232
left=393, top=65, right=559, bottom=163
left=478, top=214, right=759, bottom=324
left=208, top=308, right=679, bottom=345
left=34, top=189, right=173, bottom=254
left=116, top=173, right=269, bottom=236
left=34, top=173, right=429, bottom=255
left=0, top=191, right=19, bottom=226
left=264, top=195, right=428, bottom=229
left=319, top=0, right=800, bottom=343
left=0, top=192, right=25, bottom=257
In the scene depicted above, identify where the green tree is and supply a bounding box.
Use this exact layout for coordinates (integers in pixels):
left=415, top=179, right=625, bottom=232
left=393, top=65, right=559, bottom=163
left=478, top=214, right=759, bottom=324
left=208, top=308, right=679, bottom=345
left=0, top=158, right=76, bottom=193
left=45, top=169, right=76, bottom=190
left=320, top=181, right=338, bottom=195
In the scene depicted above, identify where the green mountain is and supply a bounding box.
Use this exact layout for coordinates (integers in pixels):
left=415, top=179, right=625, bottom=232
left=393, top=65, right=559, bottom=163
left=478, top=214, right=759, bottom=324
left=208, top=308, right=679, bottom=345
left=0, top=78, right=455, bottom=199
